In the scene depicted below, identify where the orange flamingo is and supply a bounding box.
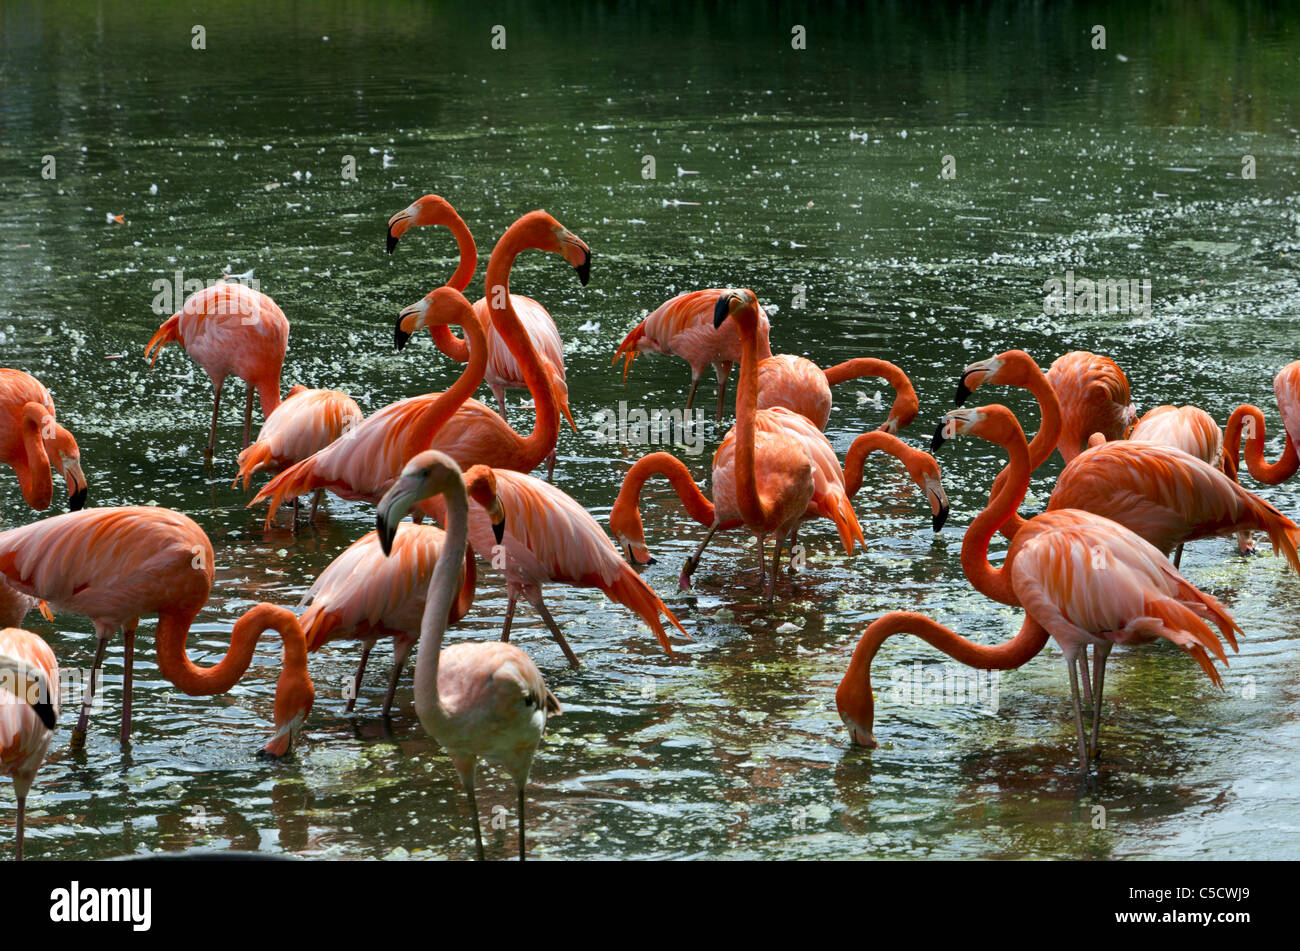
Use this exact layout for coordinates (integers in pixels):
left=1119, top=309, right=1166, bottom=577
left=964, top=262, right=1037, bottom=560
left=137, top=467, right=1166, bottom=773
left=837, top=404, right=1240, bottom=770
left=253, top=212, right=589, bottom=519
left=235, top=385, right=363, bottom=523
left=1, top=629, right=58, bottom=860
left=420, top=465, right=686, bottom=664
left=0, top=368, right=88, bottom=511
left=145, top=281, right=289, bottom=457
left=298, top=522, right=477, bottom=717
left=755, top=353, right=920, bottom=433
left=0, top=507, right=314, bottom=755
left=389, top=195, right=574, bottom=429
left=1223, top=360, right=1300, bottom=485
left=377, top=450, right=560, bottom=861
left=956, top=350, right=1299, bottom=568
left=1030, top=350, right=1136, bottom=462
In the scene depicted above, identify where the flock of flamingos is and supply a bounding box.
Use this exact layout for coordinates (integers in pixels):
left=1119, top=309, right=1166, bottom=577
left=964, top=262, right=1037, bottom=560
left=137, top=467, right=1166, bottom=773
left=1, top=195, right=1298, bottom=861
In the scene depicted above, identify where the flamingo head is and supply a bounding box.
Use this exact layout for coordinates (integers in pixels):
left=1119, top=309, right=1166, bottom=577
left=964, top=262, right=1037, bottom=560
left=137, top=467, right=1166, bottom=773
left=387, top=194, right=458, bottom=255
left=879, top=389, right=920, bottom=435
left=902, top=451, right=950, bottom=533
left=376, top=450, right=464, bottom=555
left=956, top=349, right=1042, bottom=406
left=44, top=421, right=87, bottom=511
left=835, top=676, right=878, bottom=749
left=232, top=603, right=314, bottom=759
left=932, top=404, right=1023, bottom=455
left=0, top=651, right=57, bottom=730
left=394, top=286, right=475, bottom=351
left=464, top=464, right=506, bottom=544
left=712, top=288, right=761, bottom=330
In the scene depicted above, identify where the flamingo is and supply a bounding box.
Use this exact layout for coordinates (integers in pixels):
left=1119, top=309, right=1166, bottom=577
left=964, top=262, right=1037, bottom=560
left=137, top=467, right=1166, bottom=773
left=1038, top=350, right=1136, bottom=462
left=0, top=368, right=88, bottom=511
left=298, top=523, right=477, bottom=717
left=253, top=212, right=589, bottom=519
left=610, top=428, right=945, bottom=589
left=420, top=464, right=687, bottom=664
left=0, top=507, right=314, bottom=754
left=1223, top=360, right=1300, bottom=485
left=1, top=629, right=58, bottom=860
left=376, top=450, right=560, bottom=861
left=145, top=281, right=289, bottom=458
left=388, top=194, right=577, bottom=443
left=836, top=404, right=1240, bottom=770
left=956, top=350, right=1299, bottom=569
left=614, top=289, right=919, bottom=430
left=235, top=385, right=363, bottom=523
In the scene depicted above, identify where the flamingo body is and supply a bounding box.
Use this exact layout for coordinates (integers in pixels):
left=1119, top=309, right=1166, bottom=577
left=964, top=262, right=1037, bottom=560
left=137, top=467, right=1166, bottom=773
left=1045, top=351, right=1136, bottom=461
left=755, top=354, right=833, bottom=429
left=1, top=627, right=58, bottom=859
left=236, top=385, right=363, bottom=488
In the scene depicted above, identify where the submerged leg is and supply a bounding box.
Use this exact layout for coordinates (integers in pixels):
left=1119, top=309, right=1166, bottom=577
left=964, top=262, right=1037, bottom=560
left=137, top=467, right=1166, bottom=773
left=309, top=488, right=324, bottom=521
left=714, top=362, right=731, bottom=421
left=500, top=592, right=518, bottom=642
left=346, top=641, right=374, bottom=713
left=1078, top=645, right=1094, bottom=712
left=767, top=531, right=787, bottom=603
left=206, top=379, right=224, bottom=459
left=460, top=766, right=485, bottom=861
left=1173, top=542, right=1184, bottom=569
left=535, top=598, right=581, bottom=667
left=70, top=633, right=110, bottom=750
left=382, top=636, right=415, bottom=718
left=1089, top=642, right=1112, bottom=761
left=119, top=623, right=137, bottom=747
left=680, top=519, right=722, bottom=590
left=1066, top=651, right=1090, bottom=773
left=242, top=385, right=254, bottom=450
left=15, top=795, right=25, bottom=862
left=684, top=372, right=702, bottom=412
left=518, top=786, right=527, bottom=862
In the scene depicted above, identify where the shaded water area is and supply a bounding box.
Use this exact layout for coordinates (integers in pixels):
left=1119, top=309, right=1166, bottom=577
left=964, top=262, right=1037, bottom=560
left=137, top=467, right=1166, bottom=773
left=1, top=1, right=1298, bottom=859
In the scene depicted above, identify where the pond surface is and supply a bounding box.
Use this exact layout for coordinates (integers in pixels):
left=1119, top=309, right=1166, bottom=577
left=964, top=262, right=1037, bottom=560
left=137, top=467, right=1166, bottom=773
left=1, top=0, right=1299, bottom=859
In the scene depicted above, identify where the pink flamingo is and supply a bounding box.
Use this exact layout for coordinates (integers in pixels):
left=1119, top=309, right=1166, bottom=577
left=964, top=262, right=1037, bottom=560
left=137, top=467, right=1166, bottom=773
left=836, top=404, right=1240, bottom=770
left=0, top=368, right=88, bottom=511
left=1224, top=359, right=1300, bottom=485
left=253, top=212, right=589, bottom=519
left=298, top=522, right=477, bottom=716
left=145, top=281, right=289, bottom=457
left=419, top=465, right=687, bottom=664
left=235, top=385, right=363, bottom=523
left=755, top=353, right=920, bottom=433
left=1041, top=350, right=1137, bottom=462
left=0, top=507, right=314, bottom=754
left=387, top=195, right=576, bottom=436
left=1, top=629, right=58, bottom=859
left=377, top=450, right=560, bottom=861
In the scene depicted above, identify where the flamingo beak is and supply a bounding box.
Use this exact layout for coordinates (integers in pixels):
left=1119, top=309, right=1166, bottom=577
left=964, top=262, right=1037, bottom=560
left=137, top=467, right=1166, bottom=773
left=394, top=305, right=421, bottom=351
left=931, top=420, right=949, bottom=453
left=712, top=292, right=736, bottom=329
left=376, top=474, right=421, bottom=556
left=574, top=246, right=591, bottom=286
left=927, top=481, right=950, bottom=533
left=0, top=656, right=56, bottom=729
left=488, top=498, right=506, bottom=544
left=387, top=211, right=411, bottom=255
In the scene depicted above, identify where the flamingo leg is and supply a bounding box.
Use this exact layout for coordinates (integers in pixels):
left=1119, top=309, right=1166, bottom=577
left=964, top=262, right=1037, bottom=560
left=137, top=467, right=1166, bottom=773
left=412, top=509, right=425, bottom=526
left=535, top=598, right=581, bottom=667
left=767, top=531, right=788, bottom=603
left=461, top=770, right=486, bottom=861
left=1173, top=542, right=1184, bottom=569
left=495, top=387, right=508, bottom=419
left=346, top=641, right=373, bottom=713
left=70, top=633, right=110, bottom=750
left=291, top=497, right=300, bottom=533
left=15, top=795, right=24, bottom=861
left=206, top=378, right=224, bottom=459
left=545, top=448, right=556, bottom=483
left=382, top=636, right=415, bottom=718
left=119, top=623, right=137, bottom=747
left=518, top=786, right=526, bottom=862
left=501, top=593, right=517, bottom=642
left=756, top=535, right=768, bottom=589
left=1089, top=643, right=1112, bottom=760
left=242, top=385, right=254, bottom=450
left=1066, top=650, right=1090, bottom=772
left=714, top=361, right=731, bottom=421
left=1078, top=646, right=1094, bottom=712
left=684, top=372, right=702, bottom=412
left=309, top=488, right=324, bottom=521
left=680, top=519, right=722, bottom=590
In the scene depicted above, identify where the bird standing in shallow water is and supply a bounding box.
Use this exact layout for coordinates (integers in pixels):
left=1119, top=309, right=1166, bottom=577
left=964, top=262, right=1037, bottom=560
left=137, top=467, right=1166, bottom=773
left=0, top=628, right=59, bottom=860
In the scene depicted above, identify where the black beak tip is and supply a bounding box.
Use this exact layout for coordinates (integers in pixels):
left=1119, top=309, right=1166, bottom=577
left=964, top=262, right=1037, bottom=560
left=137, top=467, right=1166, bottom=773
left=33, top=701, right=56, bottom=731
left=394, top=323, right=411, bottom=351
left=386, top=231, right=399, bottom=255
left=69, top=486, right=87, bottom=511
left=492, top=521, right=505, bottom=545
left=574, top=249, right=591, bottom=286
left=712, top=294, right=731, bottom=329
left=933, top=506, right=950, bottom=533
left=376, top=513, right=395, bottom=556
left=954, top=380, right=972, bottom=407
left=930, top=422, right=948, bottom=454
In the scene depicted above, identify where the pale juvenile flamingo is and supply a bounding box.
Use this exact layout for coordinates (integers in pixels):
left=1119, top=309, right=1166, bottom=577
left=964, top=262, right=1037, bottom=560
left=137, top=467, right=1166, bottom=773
left=0, top=368, right=88, bottom=511
left=388, top=194, right=577, bottom=441
left=1038, top=350, right=1136, bottom=462
left=145, top=281, right=289, bottom=457
left=377, top=450, right=560, bottom=861
left=298, top=523, right=477, bottom=717
left=420, top=465, right=686, bottom=664
left=836, top=404, right=1240, bottom=770
left=253, top=212, right=589, bottom=519
left=235, top=385, right=363, bottom=524
left=1223, top=360, right=1300, bottom=485
left=1, top=630, right=58, bottom=860
left=610, top=428, right=944, bottom=590
left=956, top=350, right=1299, bottom=568
left=0, top=507, right=314, bottom=754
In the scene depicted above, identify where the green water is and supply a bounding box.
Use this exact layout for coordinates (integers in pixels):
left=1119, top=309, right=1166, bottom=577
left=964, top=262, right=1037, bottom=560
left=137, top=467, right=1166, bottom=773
left=1, top=1, right=1299, bottom=859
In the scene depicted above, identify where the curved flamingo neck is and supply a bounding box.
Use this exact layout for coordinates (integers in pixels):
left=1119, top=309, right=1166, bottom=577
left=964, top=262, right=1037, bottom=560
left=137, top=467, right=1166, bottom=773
left=1225, top=405, right=1299, bottom=485
left=843, top=431, right=914, bottom=499
left=484, top=227, right=560, bottom=471
left=16, top=405, right=52, bottom=510
left=611, top=452, right=716, bottom=551
left=733, top=315, right=771, bottom=529
left=837, top=612, right=1049, bottom=743
left=962, top=423, right=1031, bottom=606
left=413, top=478, right=470, bottom=731
left=985, top=367, right=1062, bottom=541
left=154, top=604, right=307, bottom=697
left=823, top=358, right=918, bottom=427
left=405, top=300, right=490, bottom=458
left=422, top=214, right=478, bottom=362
